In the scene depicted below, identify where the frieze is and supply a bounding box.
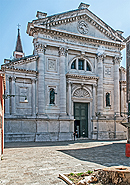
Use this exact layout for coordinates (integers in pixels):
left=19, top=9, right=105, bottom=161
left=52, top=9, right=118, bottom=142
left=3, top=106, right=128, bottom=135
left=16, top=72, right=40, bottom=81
left=32, top=29, right=122, bottom=51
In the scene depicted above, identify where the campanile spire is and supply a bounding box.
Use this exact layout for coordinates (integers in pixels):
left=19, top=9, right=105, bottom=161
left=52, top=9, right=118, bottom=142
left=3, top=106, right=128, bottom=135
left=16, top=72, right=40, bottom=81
left=13, top=25, right=24, bottom=59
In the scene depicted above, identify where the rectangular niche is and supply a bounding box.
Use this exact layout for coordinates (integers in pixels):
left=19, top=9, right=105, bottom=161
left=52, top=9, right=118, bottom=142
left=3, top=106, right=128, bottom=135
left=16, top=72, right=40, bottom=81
left=47, top=57, right=57, bottom=73
left=19, top=87, right=28, bottom=103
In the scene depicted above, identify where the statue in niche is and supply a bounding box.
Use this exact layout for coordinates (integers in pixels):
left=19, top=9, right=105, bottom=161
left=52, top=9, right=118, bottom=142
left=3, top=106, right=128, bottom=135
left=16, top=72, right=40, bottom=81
left=50, top=88, right=55, bottom=104
left=106, top=92, right=111, bottom=107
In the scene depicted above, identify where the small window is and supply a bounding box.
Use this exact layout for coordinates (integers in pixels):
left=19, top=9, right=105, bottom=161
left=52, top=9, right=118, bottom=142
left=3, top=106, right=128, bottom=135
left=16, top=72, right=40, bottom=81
left=71, top=60, right=76, bottom=69
left=87, top=62, right=91, bottom=71
left=78, top=59, right=84, bottom=70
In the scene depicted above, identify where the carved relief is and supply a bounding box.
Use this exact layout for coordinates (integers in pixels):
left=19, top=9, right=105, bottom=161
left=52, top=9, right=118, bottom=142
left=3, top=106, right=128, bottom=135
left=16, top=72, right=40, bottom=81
left=77, top=21, right=89, bottom=34
left=47, top=58, right=57, bottom=72
left=104, top=66, right=112, bottom=78
left=73, top=88, right=90, bottom=98
left=105, top=68, right=111, bottom=76
left=58, top=47, right=68, bottom=57
left=48, top=59, right=55, bottom=71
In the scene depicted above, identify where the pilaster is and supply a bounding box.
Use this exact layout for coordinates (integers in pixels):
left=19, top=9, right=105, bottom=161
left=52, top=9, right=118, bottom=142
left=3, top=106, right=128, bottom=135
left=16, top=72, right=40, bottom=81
left=11, top=76, right=16, bottom=115
left=59, top=47, right=67, bottom=115
left=32, top=79, right=36, bottom=116
left=92, top=84, right=97, bottom=117
left=113, top=56, right=121, bottom=116
left=36, top=43, right=46, bottom=115
left=5, top=76, right=10, bottom=115
left=67, top=81, right=72, bottom=116
left=97, top=54, right=105, bottom=114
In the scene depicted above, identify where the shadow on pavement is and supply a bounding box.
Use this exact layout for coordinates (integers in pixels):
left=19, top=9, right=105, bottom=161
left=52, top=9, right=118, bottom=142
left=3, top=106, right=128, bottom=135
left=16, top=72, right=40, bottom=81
left=58, top=143, right=130, bottom=167
left=5, top=139, right=94, bottom=148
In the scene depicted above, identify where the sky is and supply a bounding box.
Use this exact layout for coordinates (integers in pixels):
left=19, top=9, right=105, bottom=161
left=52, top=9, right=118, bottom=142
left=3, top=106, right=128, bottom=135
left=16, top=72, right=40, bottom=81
left=1, top=0, right=130, bottom=67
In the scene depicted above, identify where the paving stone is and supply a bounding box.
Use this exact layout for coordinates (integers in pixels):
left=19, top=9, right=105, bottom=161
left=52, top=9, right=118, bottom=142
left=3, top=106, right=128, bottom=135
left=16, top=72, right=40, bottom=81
left=0, top=140, right=130, bottom=184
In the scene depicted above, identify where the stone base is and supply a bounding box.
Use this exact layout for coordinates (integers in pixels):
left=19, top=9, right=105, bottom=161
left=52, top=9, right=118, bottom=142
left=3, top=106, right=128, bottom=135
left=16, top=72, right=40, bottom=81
left=4, top=118, right=74, bottom=142
left=92, top=119, right=127, bottom=140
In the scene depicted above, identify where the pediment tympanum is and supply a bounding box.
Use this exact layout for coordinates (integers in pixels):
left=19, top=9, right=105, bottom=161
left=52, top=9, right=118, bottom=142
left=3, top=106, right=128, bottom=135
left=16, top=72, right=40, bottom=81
left=73, top=88, right=90, bottom=98
left=27, top=3, right=124, bottom=43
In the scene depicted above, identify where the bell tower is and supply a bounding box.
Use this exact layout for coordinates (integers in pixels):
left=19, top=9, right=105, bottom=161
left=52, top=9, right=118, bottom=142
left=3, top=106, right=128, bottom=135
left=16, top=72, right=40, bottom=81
left=13, top=24, right=24, bottom=59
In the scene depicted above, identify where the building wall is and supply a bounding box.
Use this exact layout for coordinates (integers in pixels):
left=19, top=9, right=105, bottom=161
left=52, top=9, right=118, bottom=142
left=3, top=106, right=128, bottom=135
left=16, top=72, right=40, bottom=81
left=2, top=4, right=127, bottom=142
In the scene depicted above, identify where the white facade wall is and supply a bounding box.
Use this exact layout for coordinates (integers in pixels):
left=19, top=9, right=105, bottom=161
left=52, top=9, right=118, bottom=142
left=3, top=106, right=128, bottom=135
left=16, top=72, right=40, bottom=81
left=2, top=3, right=127, bottom=141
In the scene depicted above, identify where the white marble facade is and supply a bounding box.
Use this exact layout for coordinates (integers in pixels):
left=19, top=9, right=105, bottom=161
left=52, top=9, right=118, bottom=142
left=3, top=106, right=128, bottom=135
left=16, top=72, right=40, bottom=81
left=2, top=3, right=127, bottom=142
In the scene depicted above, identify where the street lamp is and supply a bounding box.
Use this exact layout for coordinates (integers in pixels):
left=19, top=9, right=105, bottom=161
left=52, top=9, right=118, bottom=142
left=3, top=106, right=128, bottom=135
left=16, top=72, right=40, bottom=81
left=2, top=94, right=28, bottom=102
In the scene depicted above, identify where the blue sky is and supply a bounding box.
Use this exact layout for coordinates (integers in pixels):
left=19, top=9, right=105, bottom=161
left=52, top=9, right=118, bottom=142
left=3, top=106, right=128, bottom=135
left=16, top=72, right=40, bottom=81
left=0, top=0, right=130, bottom=67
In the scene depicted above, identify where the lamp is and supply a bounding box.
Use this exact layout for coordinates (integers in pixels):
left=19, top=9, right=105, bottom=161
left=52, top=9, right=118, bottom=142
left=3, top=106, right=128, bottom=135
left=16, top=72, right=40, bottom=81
left=2, top=94, right=28, bottom=103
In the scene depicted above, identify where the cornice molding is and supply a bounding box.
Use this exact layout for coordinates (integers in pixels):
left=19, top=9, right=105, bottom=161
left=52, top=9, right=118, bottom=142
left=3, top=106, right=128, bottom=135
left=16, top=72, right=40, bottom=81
left=29, top=26, right=125, bottom=49
left=28, top=7, right=124, bottom=42
left=3, top=55, right=39, bottom=67
left=66, top=73, right=98, bottom=80
left=1, top=66, right=38, bottom=74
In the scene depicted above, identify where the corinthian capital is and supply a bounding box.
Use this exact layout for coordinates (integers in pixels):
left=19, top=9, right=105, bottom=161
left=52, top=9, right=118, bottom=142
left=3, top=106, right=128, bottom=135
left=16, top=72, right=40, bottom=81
left=96, top=53, right=106, bottom=62
left=113, top=56, right=122, bottom=65
left=58, top=47, right=68, bottom=57
left=35, top=43, right=46, bottom=54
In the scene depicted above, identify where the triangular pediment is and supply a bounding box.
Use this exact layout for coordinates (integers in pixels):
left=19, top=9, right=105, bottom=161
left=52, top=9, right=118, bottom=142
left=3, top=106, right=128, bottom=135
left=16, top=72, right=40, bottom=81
left=28, top=3, right=124, bottom=42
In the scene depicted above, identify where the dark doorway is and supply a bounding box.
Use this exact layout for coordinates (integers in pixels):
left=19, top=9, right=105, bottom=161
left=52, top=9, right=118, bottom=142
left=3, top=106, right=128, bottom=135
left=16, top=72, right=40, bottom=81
left=74, top=103, right=88, bottom=137
left=74, top=120, right=80, bottom=138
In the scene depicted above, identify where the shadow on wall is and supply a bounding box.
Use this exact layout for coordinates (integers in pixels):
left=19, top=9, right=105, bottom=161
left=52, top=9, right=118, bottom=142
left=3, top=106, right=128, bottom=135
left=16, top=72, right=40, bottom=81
left=58, top=143, right=130, bottom=167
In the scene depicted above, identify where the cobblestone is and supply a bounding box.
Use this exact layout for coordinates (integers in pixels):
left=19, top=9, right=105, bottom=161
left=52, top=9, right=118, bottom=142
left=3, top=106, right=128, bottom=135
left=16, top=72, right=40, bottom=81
left=0, top=140, right=130, bottom=184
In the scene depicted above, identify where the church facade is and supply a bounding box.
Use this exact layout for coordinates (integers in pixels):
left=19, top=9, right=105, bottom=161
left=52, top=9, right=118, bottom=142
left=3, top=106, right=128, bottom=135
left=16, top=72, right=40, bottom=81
left=1, top=3, right=127, bottom=142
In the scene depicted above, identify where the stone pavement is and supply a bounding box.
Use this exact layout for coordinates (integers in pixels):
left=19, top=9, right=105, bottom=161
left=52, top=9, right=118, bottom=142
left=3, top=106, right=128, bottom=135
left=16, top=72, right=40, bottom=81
left=0, top=140, right=130, bottom=185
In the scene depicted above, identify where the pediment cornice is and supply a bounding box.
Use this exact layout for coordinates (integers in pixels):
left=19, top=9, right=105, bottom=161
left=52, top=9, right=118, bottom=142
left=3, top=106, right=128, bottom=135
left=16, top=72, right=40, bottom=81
left=3, top=55, right=39, bottom=67
left=28, top=25, right=125, bottom=49
left=1, top=66, right=38, bottom=74
left=27, top=7, right=124, bottom=42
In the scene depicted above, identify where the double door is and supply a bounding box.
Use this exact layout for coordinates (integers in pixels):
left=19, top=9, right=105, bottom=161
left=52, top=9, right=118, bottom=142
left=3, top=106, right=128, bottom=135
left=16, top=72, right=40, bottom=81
left=74, top=103, right=88, bottom=137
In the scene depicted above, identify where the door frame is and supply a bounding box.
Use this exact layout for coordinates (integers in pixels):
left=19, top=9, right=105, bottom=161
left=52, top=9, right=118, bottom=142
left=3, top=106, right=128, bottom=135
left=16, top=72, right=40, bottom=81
left=72, top=99, right=92, bottom=139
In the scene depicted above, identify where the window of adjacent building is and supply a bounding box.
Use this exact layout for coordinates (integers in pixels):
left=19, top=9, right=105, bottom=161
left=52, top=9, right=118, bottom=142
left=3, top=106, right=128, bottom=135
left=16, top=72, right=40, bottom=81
left=71, top=58, right=92, bottom=72
left=71, top=60, right=76, bottom=69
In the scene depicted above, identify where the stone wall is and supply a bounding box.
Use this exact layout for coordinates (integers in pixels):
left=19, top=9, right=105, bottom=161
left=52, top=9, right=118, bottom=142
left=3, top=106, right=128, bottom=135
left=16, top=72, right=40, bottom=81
left=92, top=119, right=127, bottom=140
left=4, top=119, right=74, bottom=142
